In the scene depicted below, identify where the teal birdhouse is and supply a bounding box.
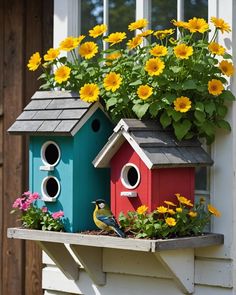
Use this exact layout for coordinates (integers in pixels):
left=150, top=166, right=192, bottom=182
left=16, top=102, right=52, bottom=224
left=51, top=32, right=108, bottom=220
left=8, top=91, right=113, bottom=232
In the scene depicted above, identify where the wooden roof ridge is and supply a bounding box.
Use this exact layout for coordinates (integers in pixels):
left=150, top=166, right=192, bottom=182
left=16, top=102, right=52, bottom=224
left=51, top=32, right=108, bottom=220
left=8, top=91, right=105, bottom=136
left=93, top=118, right=213, bottom=169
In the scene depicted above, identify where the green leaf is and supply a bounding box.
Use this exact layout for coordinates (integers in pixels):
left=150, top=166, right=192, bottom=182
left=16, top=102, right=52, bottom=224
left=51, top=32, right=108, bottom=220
left=217, top=105, right=228, bottom=117
left=195, top=102, right=204, bottom=112
left=171, top=110, right=182, bottom=122
left=169, top=66, right=182, bottom=73
left=217, top=119, right=231, bottom=131
left=223, top=53, right=233, bottom=59
left=162, top=93, right=176, bottom=105
left=160, top=111, right=172, bottom=128
left=106, top=97, right=117, bottom=109
left=129, top=80, right=142, bottom=86
left=182, top=80, right=197, bottom=90
left=132, top=103, right=149, bottom=119
left=204, top=101, right=215, bottom=116
left=173, top=120, right=192, bottom=141
left=149, top=101, right=162, bottom=117
left=219, top=90, right=235, bottom=101
left=194, top=110, right=206, bottom=122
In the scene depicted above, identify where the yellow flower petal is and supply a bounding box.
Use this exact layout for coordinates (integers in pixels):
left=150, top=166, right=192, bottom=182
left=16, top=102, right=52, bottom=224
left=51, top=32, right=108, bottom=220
left=104, top=32, right=126, bottom=46
left=54, top=65, right=71, bottom=84
left=208, top=204, right=221, bottom=217
left=173, top=96, right=191, bottom=113
left=79, top=42, right=98, bottom=59
left=27, top=52, right=41, bottom=71
left=79, top=83, right=100, bottom=103
left=89, top=24, right=107, bottom=38
left=186, top=17, right=209, bottom=33
left=208, top=79, right=224, bottom=96
left=145, top=58, right=165, bottom=76
left=219, top=60, right=234, bottom=77
left=136, top=205, right=148, bottom=214
left=150, top=45, right=168, bottom=57
left=137, top=85, right=153, bottom=100
left=174, top=44, right=193, bottom=59
left=165, top=217, right=176, bottom=227
left=44, top=48, right=60, bottom=62
left=211, top=16, right=231, bottom=33
left=128, top=19, right=148, bottom=31
left=208, top=42, right=225, bottom=56
left=104, top=72, right=122, bottom=92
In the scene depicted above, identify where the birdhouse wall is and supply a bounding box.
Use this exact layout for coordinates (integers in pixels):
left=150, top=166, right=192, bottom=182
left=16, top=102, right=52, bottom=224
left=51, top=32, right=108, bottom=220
left=29, top=136, right=74, bottom=230
left=72, top=108, right=113, bottom=231
left=110, top=141, right=152, bottom=218
left=150, top=167, right=195, bottom=210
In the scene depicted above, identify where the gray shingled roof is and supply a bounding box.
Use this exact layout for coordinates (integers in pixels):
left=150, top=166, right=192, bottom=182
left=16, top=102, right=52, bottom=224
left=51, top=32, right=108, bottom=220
left=8, top=91, right=101, bottom=136
left=93, top=119, right=213, bottom=169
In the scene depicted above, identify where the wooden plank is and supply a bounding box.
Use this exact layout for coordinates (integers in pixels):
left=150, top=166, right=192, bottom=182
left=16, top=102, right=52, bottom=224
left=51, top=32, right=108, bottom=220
left=37, top=241, right=79, bottom=281
left=2, top=1, right=25, bottom=294
left=70, top=245, right=106, bottom=285
left=7, top=228, right=224, bottom=252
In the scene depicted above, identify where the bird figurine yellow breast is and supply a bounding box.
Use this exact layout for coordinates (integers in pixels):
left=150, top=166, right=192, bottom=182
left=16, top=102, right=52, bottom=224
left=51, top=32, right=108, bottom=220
left=92, top=199, right=125, bottom=238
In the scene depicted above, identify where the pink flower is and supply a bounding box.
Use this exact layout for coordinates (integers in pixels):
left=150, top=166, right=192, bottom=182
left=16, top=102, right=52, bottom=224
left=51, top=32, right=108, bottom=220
left=31, top=192, right=40, bottom=200
left=20, top=201, right=31, bottom=211
left=23, top=191, right=31, bottom=196
left=41, top=206, right=48, bottom=213
left=12, top=198, right=23, bottom=208
left=52, top=211, right=64, bottom=219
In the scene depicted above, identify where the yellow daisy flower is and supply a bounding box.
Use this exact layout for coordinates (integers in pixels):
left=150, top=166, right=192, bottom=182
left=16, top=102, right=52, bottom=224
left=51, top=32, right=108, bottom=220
left=211, top=16, right=231, bottom=33
left=75, top=35, right=86, bottom=44
left=79, top=42, right=98, bottom=59
left=172, top=19, right=188, bottom=29
left=89, top=24, right=107, bottom=38
left=138, top=30, right=153, bottom=37
left=44, top=48, right=60, bottom=62
left=176, top=207, right=183, bottom=213
left=189, top=211, right=198, bottom=218
left=106, top=51, right=121, bottom=60
left=175, top=193, right=193, bottom=207
left=104, top=32, right=127, bottom=46
left=164, top=201, right=176, bottom=207
left=173, top=96, right=192, bottom=113
left=219, top=60, right=234, bottom=77
left=145, top=58, right=165, bottom=76
left=79, top=83, right=100, bottom=103
left=137, top=85, right=153, bottom=100
left=208, top=42, right=225, bottom=56
left=186, top=17, right=209, bottom=33
left=150, top=45, right=168, bottom=57
left=128, top=18, right=148, bottom=31
left=127, top=35, right=142, bottom=50
left=59, top=36, right=81, bottom=51
left=165, top=217, right=177, bottom=227
left=27, top=52, right=41, bottom=71
left=208, top=79, right=224, bottom=96
left=153, top=29, right=174, bottom=39
left=174, top=44, right=193, bottom=59
left=54, top=65, right=71, bottom=84
left=208, top=204, right=221, bottom=217
left=103, top=72, right=122, bottom=92
left=156, top=206, right=168, bottom=214
left=168, top=209, right=175, bottom=215
left=136, top=205, right=148, bottom=215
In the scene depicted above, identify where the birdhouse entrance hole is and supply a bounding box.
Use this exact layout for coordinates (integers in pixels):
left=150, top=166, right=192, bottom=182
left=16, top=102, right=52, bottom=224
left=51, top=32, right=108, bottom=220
left=41, top=176, right=60, bottom=202
left=91, top=119, right=100, bottom=132
left=121, top=163, right=140, bottom=189
left=41, top=141, right=61, bottom=167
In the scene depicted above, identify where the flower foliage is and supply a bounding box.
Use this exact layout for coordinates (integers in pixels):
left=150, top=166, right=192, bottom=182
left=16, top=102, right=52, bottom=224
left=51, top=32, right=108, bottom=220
left=28, top=16, right=235, bottom=143
left=118, top=194, right=221, bottom=239
left=11, top=191, right=64, bottom=231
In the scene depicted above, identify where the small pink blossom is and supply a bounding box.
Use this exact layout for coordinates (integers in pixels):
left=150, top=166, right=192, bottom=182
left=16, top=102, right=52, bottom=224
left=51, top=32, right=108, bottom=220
left=20, top=201, right=31, bottom=211
left=41, top=206, right=48, bottom=213
left=23, top=191, right=31, bottom=196
left=12, top=198, right=24, bottom=209
left=31, top=192, right=40, bottom=200
left=52, top=210, right=64, bottom=219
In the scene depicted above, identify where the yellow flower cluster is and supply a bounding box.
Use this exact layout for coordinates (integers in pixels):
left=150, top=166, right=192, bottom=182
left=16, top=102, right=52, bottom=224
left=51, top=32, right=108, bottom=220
left=27, top=15, right=235, bottom=143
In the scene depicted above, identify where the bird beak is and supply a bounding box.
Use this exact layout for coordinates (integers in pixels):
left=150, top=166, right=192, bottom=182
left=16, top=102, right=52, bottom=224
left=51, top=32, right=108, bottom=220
left=91, top=201, right=96, bottom=204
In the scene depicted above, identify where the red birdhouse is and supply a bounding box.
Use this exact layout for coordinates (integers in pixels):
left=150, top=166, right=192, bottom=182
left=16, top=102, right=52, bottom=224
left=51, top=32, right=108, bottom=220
left=93, top=119, right=213, bottom=219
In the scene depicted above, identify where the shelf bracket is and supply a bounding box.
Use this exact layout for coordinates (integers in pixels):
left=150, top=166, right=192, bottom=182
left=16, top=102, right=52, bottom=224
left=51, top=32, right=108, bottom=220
left=154, top=248, right=194, bottom=294
left=37, top=241, right=79, bottom=281
left=70, top=244, right=106, bottom=286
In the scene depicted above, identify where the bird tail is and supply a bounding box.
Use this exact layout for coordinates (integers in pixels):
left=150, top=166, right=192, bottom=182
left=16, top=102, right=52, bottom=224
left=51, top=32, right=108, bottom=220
left=113, top=226, right=126, bottom=238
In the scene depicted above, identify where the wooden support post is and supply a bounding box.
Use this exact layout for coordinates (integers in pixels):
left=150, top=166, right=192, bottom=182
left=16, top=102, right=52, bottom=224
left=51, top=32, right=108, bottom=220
left=37, top=241, right=79, bottom=281
left=70, top=245, right=106, bottom=286
left=154, top=248, right=194, bottom=294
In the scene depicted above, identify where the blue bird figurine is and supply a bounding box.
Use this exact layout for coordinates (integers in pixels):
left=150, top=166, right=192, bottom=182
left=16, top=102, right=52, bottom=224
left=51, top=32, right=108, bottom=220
left=92, top=199, right=125, bottom=238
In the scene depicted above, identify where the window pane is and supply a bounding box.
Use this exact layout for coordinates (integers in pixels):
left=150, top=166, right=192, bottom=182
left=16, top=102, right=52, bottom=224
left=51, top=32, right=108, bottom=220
left=151, top=0, right=177, bottom=31
left=184, top=0, right=208, bottom=20
left=81, top=0, right=103, bottom=35
left=195, top=166, right=207, bottom=191
left=109, top=0, right=136, bottom=40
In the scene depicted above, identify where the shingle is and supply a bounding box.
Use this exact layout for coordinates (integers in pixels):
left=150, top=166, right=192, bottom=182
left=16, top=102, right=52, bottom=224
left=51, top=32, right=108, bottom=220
left=58, top=109, right=87, bottom=119
left=17, top=111, right=37, bottom=120
left=8, top=120, right=43, bottom=133
left=33, top=110, right=62, bottom=120
left=54, top=120, right=78, bottom=133
left=46, top=99, right=90, bottom=110
left=32, top=91, right=80, bottom=100
left=37, top=120, right=61, bottom=132
left=24, top=99, right=52, bottom=110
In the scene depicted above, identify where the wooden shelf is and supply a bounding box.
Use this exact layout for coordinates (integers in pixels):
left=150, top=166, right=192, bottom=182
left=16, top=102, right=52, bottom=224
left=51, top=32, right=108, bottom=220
left=7, top=228, right=224, bottom=294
